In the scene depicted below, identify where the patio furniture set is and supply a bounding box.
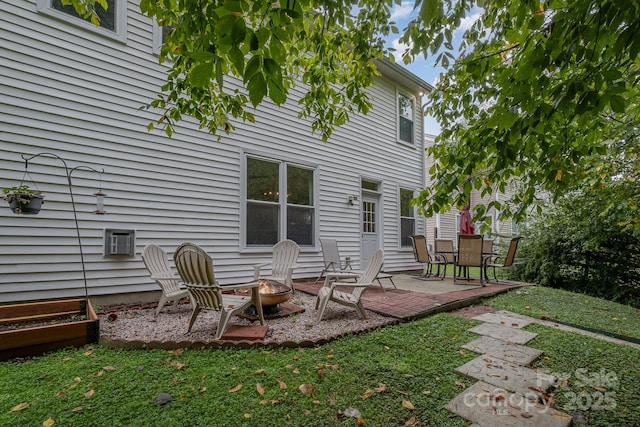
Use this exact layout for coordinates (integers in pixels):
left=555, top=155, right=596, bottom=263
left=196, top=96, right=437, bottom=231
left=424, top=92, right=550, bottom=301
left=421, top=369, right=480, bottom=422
left=409, top=234, right=521, bottom=286
left=141, top=239, right=389, bottom=340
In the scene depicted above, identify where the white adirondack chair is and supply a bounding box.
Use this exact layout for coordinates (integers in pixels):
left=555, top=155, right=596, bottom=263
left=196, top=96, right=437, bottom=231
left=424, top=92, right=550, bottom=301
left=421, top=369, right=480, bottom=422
left=141, top=244, right=190, bottom=316
left=253, top=239, right=300, bottom=290
left=314, top=248, right=384, bottom=322
left=173, top=242, right=265, bottom=339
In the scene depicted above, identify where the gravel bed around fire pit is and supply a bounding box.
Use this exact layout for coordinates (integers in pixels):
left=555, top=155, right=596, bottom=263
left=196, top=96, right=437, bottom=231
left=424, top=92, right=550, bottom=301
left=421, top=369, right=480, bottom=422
left=99, top=291, right=398, bottom=349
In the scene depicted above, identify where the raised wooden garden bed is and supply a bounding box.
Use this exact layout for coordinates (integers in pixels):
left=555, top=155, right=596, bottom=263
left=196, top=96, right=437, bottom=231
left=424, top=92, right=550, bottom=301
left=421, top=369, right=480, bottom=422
left=0, top=298, right=99, bottom=361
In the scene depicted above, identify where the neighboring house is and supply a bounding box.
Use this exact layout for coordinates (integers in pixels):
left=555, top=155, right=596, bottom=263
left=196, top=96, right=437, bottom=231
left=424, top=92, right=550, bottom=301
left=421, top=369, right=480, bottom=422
left=423, top=134, right=520, bottom=250
left=0, top=0, right=433, bottom=303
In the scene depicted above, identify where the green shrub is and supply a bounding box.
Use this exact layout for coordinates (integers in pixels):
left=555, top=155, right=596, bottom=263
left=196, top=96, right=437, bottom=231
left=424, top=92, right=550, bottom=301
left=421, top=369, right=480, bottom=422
left=507, top=190, right=640, bottom=306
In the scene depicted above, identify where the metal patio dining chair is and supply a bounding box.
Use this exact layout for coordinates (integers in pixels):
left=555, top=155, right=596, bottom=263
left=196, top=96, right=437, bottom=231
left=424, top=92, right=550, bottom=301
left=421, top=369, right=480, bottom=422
left=454, top=234, right=485, bottom=286
left=410, top=235, right=447, bottom=279
left=484, top=237, right=521, bottom=282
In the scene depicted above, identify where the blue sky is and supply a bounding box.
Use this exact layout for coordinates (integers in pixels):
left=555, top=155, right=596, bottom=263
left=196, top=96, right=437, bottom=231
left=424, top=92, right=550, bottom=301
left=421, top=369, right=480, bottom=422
left=386, top=2, right=482, bottom=135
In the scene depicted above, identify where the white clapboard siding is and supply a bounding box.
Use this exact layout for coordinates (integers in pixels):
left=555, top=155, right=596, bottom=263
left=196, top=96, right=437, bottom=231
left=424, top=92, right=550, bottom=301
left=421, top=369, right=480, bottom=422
left=1, top=0, right=430, bottom=302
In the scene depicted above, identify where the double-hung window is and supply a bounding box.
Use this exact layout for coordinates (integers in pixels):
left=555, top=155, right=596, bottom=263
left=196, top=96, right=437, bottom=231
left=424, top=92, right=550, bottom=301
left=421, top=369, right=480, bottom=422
left=245, top=156, right=315, bottom=247
left=399, top=188, right=415, bottom=247
left=398, top=92, right=415, bottom=144
left=37, top=0, right=127, bottom=41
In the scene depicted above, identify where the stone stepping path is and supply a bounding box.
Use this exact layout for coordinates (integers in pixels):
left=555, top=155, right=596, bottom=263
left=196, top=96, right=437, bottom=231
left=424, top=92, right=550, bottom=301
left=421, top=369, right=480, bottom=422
left=445, top=381, right=573, bottom=427
left=468, top=323, right=538, bottom=344
left=462, top=336, right=543, bottom=366
left=471, top=310, right=534, bottom=328
left=446, top=310, right=573, bottom=427
left=455, top=354, right=556, bottom=400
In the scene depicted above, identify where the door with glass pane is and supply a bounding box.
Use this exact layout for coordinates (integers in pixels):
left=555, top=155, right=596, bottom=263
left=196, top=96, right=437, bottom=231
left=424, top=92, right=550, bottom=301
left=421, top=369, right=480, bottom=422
left=360, top=194, right=380, bottom=269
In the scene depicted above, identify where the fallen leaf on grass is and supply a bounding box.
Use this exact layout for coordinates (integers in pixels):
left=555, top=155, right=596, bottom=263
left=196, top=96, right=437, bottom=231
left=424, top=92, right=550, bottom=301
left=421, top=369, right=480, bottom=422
left=43, top=417, right=55, bottom=427
left=256, top=383, right=265, bottom=395
left=298, top=384, right=314, bottom=394
left=84, top=390, right=94, bottom=398
left=73, top=377, right=81, bottom=383
left=405, top=416, right=417, bottom=426
left=229, top=384, right=243, bottom=393
left=84, top=347, right=94, bottom=356
left=170, top=361, right=185, bottom=369
left=402, top=400, right=414, bottom=410
left=255, top=369, right=265, bottom=374
left=11, top=402, right=29, bottom=412
left=375, top=384, right=386, bottom=393
left=103, top=365, right=117, bottom=371
left=71, top=407, right=83, bottom=413
left=361, top=389, right=375, bottom=399
left=56, top=391, right=67, bottom=397
left=277, top=380, right=288, bottom=390
left=356, top=417, right=366, bottom=425
left=455, top=381, right=466, bottom=389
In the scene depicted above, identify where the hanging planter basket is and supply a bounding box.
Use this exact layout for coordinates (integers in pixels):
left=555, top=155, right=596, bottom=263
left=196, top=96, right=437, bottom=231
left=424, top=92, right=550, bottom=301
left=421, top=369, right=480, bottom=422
left=8, top=194, right=44, bottom=215
left=2, top=184, right=44, bottom=215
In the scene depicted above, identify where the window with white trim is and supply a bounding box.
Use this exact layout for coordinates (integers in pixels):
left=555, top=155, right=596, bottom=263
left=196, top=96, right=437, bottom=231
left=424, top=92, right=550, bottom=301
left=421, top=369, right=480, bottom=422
left=399, top=188, right=415, bottom=247
left=398, top=92, right=415, bottom=144
left=152, top=23, right=173, bottom=55
left=245, top=156, right=315, bottom=247
left=37, top=0, right=127, bottom=42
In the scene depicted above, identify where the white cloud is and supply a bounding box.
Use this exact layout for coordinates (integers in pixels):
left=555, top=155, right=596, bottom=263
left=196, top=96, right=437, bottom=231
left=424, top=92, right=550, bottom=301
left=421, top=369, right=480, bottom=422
left=391, top=38, right=413, bottom=62
left=390, top=2, right=415, bottom=21
left=457, top=11, right=481, bottom=32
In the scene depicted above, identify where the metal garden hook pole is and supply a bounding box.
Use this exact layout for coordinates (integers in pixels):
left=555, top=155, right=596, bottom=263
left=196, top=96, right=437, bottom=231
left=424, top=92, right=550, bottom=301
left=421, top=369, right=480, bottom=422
left=20, top=152, right=105, bottom=302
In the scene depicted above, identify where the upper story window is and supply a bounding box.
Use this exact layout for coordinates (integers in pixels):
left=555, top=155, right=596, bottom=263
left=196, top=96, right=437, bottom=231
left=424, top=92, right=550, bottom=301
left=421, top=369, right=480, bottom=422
left=399, top=188, right=415, bottom=247
left=37, top=0, right=127, bottom=42
left=398, top=92, right=415, bottom=144
left=245, top=156, right=315, bottom=248
left=152, top=23, right=173, bottom=55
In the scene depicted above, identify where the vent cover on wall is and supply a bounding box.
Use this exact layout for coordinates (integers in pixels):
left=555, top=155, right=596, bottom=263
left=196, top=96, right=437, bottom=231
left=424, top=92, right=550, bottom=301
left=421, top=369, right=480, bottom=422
left=104, top=229, right=135, bottom=256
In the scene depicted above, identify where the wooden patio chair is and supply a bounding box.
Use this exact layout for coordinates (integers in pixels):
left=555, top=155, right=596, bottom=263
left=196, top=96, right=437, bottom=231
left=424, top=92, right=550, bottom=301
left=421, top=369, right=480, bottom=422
left=314, top=248, right=384, bottom=322
left=484, top=237, right=521, bottom=282
left=410, top=235, right=447, bottom=279
left=455, top=234, right=485, bottom=286
left=141, top=244, right=190, bottom=316
left=253, top=239, right=300, bottom=291
left=174, top=242, right=265, bottom=339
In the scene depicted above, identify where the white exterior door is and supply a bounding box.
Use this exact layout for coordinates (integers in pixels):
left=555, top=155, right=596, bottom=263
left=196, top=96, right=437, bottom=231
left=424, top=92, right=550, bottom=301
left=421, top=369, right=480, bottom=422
left=360, top=193, right=380, bottom=269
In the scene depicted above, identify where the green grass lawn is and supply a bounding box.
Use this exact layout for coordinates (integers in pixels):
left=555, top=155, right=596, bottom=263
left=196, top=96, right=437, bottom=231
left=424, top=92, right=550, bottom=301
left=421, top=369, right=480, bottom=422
left=2, top=287, right=639, bottom=426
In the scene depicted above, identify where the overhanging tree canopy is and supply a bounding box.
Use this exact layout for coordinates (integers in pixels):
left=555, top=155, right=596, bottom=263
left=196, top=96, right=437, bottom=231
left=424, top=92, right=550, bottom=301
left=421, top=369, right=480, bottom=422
left=69, top=0, right=640, bottom=234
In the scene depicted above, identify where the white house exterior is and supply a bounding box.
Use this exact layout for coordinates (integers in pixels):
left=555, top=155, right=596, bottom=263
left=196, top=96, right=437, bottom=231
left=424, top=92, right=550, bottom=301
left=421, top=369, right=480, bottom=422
left=423, top=134, right=520, bottom=250
left=0, top=0, right=433, bottom=303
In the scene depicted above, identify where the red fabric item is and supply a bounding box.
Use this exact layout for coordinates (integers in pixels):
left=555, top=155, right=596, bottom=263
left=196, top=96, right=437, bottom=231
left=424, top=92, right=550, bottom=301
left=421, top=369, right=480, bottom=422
left=460, top=205, right=475, bottom=235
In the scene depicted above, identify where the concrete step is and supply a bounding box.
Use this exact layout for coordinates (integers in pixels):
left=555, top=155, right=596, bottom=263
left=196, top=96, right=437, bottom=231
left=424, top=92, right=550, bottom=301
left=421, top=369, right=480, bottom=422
left=462, top=336, right=544, bottom=366
left=469, top=322, right=538, bottom=344
left=472, top=311, right=534, bottom=328
left=445, top=381, right=573, bottom=427
left=455, top=354, right=556, bottom=401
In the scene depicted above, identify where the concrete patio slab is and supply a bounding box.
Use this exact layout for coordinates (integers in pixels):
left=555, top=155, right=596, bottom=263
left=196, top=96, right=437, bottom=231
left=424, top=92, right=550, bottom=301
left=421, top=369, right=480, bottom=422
left=462, top=336, right=544, bottom=366
left=445, top=381, right=572, bottom=427
left=468, top=323, right=538, bottom=344
left=455, top=354, right=556, bottom=400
